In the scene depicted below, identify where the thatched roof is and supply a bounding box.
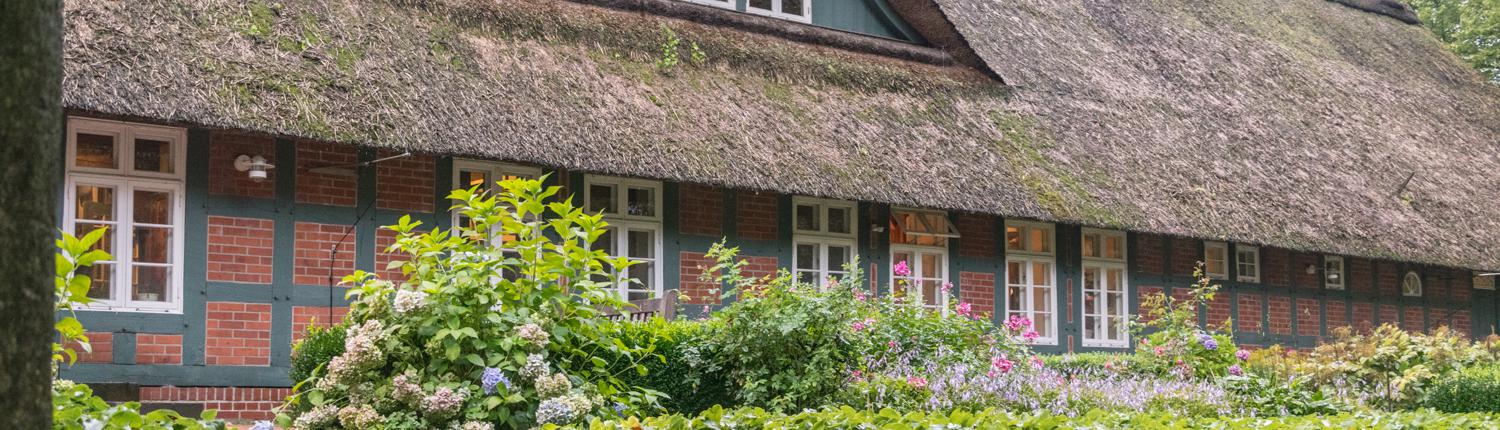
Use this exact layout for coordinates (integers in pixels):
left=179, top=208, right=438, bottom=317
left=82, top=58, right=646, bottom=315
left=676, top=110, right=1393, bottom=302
left=62, top=0, right=1500, bottom=270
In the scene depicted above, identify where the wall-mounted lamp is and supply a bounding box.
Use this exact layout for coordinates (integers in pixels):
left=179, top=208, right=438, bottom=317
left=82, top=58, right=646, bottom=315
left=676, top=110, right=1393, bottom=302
left=234, top=155, right=275, bottom=182
left=1304, top=264, right=1317, bottom=275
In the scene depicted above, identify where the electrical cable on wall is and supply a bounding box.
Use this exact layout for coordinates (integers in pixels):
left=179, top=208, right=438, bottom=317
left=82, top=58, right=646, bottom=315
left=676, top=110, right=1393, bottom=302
left=307, top=151, right=412, bottom=327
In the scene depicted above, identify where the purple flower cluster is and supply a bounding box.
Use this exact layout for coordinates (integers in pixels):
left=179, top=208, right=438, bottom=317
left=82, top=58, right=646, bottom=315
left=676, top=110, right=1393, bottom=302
left=1198, top=333, right=1218, bottom=351
left=481, top=367, right=512, bottom=395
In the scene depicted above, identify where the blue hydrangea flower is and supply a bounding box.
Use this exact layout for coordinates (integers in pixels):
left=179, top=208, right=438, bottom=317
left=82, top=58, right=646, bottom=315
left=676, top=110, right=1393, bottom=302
left=1198, top=334, right=1219, bottom=351
left=250, top=421, right=275, bottom=430
left=481, top=367, right=512, bottom=395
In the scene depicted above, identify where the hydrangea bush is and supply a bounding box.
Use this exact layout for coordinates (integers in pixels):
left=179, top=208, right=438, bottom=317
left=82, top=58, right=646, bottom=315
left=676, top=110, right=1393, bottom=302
left=278, top=177, right=659, bottom=429
left=1131, top=265, right=1238, bottom=379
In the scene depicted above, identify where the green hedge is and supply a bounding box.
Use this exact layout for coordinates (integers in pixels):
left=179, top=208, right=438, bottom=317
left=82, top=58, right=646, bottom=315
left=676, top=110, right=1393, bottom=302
left=562, top=406, right=1500, bottom=429
left=289, top=322, right=345, bottom=384
left=1424, top=365, right=1500, bottom=413
left=605, top=319, right=736, bottom=414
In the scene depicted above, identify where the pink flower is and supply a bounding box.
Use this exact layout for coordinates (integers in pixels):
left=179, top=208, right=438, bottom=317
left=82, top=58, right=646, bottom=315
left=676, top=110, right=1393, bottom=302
left=1153, top=346, right=1165, bottom=356
left=1030, top=356, right=1044, bottom=369
left=942, top=281, right=954, bottom=293
left=987, top=370, right=997, bottom=378
left=1236, top=349, right=1251, bottom=361
left=851, top=321, right=866, bottom=332
left=906, top=376, right=927, bottom=389
left=851, top=370, right=863, bottom=379
left=1104, top=361, right=1114, bottom=370
left=887, top=340, right=897, bottom=349
left=991, top=355, right=1014, bottom=374
left=1022, top=330, right=1039, bottom=342
left=854, top=289, right=867, bottom=302
left=893, top=261, right=911, bottom=277
left=957, top=302, right=973, bottom=317
left=1004, top=315, right=1032, bottom=332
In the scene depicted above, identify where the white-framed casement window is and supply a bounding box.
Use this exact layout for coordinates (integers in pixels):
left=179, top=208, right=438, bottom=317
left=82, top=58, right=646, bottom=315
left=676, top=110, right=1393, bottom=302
left=1081, top=229, right=1129, bottom=348
left=888, top=207, right=958, bottom=312
left=1476, top=272, right=1497, bottom=291
left=1236, top=245, right=1260, bottom=283
left=1204, top=241, right=1228, bottom=279
left=1402, top=271, right=1423, bottom=297
left=450, top=160, right=543, bottom=280
left=746, top=0, right=811, bottom=23
left=681, top=0, right=734, bottom=10
left=1005, top=220, right=1056, bottom=344
left=1324, top=256, right=1345, bottom=290
left=585, top=176, right=664, bottom=300
left=63, top=117, right=187, bottom=313
left=791, top=197, right=856, bottom=288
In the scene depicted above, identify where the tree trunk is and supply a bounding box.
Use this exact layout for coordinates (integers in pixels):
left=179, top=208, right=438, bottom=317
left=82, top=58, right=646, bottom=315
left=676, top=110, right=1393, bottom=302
left=0, top=0, right=63, bottom=428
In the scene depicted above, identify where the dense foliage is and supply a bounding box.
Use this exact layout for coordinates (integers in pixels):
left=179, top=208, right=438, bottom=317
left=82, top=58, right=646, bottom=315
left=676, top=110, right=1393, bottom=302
left=52, top=230, right=226, bottom=429
left=278, top=177, right=659, bottom=429
left=564, top=405, right=1500, bottom=429
left=1406, top=0, right=1500, bottom=84
left=291, top=324, right=347, bottom=387
left=1422, top=364, right=1500, bottom=413
left=604, top=319, right=733, bottom=414
left=1130, top=266, right=1238, bottom=379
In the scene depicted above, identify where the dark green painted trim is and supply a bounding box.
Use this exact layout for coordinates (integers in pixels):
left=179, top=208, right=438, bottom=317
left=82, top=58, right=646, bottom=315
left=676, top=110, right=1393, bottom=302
left=181, top=129, right=213, bottom=367
left=63, top=364, right=294, bottom=387
left=663, top=182, right=682, bottom=306
left=268, top=138, right=299, bottom=370
left=113, top=332, right=136, bottom=365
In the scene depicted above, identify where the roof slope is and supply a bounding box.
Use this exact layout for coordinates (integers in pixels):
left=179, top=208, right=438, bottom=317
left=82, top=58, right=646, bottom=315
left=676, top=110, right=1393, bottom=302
left=929, top=0, right=1500, bottom=270
left=62, top=0, right=1500, bottom=269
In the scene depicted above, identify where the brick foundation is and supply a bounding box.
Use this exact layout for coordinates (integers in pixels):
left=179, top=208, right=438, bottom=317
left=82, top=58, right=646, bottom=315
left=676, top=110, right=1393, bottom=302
left=679, top=183, right=724, bottom=237
left=292, top=306, right=350, bottom=343
left=1296, top=298, right=1320, bottom=338
left=1237, top=294, right=1262, bottom=332
left=958, top=271, right=996, bottom=316
left=67, top=331, right=113, bottom=364
left=140, top=386, right=290, bottom=421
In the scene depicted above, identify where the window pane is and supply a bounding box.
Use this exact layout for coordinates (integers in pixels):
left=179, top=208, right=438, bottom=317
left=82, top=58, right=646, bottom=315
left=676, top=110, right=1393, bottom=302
left=1031, top=262, right=1051, bottom=287
left=1105, top=235, right=1123, bottom=259
left=459, top=169, right=489, bottom=190
left=1083, top=267, right=1098, bottom=292
left=922, top=280, right=940, bottom=307
left=627, top=290, right=653, bottom=301
left=133, top=227, right=171, bottom=263
left=134, top=138, right=173, bottom=173
left=1082, top=233, right=1098, bottom=258
left=1005, top=227, right=1023, bottom=251
left=75, top=185, right=115, bottom=221
left=596, top=228, right=615, bottom=254
left=589, top=184, right=614, bottom=214
left=133, top=189, right=171, bottom=225
left=782, top=0, right=804, bottom=15
left=626, top=187, right=655, bottom=217
left=75, top=133, right=116, bottom=169
left=1007, top=286, right=1023, bottom=311
left=827, top=245, right=849, bottom=274
left=920, top=253, right=940, bottom=278
left=1030, top=228, right=1050, bottom=253
left=795, top=204, right=819, bottom=232
left=627, top=261, right=654, bottom=291
left=1033, top=312, right=1051, bottom=337
left=796, top=271, right=816, bottom=285
left=749, top=0, right=771, bottom=10
left=1032, top=287, right=1050, bottom=313
left=1084, top=290, right=1098, bottom=315
left=1007, top=261, right=1023, bottom=285
left=796, top=243, right=817, bottom=271
left=626, top=229, right=654, bottom=259
left=1084, top=315, right=1097, bottom=340
left=132, top=265, right=169, bottom=302
left=84, top=263, right=113, bottom=300
left=827, top=207, right=849, bottom=234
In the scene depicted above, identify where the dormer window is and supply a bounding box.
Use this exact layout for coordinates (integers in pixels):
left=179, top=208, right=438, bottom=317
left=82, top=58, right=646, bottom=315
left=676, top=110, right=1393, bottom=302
left=747, top=0, right=810, bottom=23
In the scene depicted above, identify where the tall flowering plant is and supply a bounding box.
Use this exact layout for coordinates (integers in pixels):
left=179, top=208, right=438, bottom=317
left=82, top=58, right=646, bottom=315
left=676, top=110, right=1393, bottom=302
left=1130, top=264, right=1238, bottom=379
left=278, top=177, right=659, bottom=429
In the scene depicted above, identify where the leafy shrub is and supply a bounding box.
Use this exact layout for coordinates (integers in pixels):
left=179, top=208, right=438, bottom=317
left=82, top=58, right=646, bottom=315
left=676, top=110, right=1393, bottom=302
left=278, top=177, right=659, bottom=429
left=290, top=323, right=347, bottom=385
left=1283, top=324, right=1490, bottom=409
left=1041, top=352, right=1145, bottom=376
left=1131, top=265, right=1238, bottom=379
left=605, top=319, right=734, bottom=414
left=1422, top=364, right=1500, bottom=413
left=1223, top=372, right=1344, bottom=416
left=567, top=406, right=1500, bottom=429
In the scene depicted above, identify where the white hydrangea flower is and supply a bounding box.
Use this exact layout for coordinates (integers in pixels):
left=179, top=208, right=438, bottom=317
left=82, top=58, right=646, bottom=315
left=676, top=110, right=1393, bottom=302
left=392, top=289, right=429, bottom=314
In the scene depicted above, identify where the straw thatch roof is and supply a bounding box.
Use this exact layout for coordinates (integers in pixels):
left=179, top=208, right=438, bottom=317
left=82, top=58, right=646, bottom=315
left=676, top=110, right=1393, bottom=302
left=62, top=0, right=1500, bottom=270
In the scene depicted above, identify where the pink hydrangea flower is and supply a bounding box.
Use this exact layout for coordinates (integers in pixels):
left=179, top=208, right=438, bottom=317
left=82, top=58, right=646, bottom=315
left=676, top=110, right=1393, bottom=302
left=906, top=376, right=927, bottom=389
left=956, top=302, right=973, bottom=318
left=851, top=321, right=866, bottom=332
left=887, top=340, right=897, bottom=349
left=893, top=261, right=911, bottom=277
left=991, top=355, right=1014, bottom=374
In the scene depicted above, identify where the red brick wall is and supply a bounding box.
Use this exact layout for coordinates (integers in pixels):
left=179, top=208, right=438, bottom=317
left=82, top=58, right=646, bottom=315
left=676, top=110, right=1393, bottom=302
left=374, top=227, right=404, bottom=282
left=1377, top=262, right=1400, bottom=298
left=678, top=252, right=778, bottom=304
left=294, top=222, right=356, bottom=286
left=1403, top=307, right=1425, bottom=333
left=1353, top=302, right=1375, bottom=331
left=1137, top=286, right=1163, bottom=324
left=1379, top=304, right=1400, bottom=326
left=1349, top=258, right=1373, bottom=294
left=135, top=334, right=183, bottom=365
left=140, top=387, right=290, bottom=421
left=679, top=183, right=723, bottom=237
left=1267, top=295, right=1292, bottom=335
left=958, top=271, right=996, bottom=316
left=1263, top=248, right=1290, bottom=287
left=208, top=132, right=276, bottom=199
left=1292, top=252, right=1320, bottom=289
left=206, top=216, right=275, bottom=284
left=1453, top=272, right=1473, bottom=302
left=956, top=213, right=996, bottom=258
left=1296, top=298, right=1320, bottom=338
left=375, top=150, right=435, bottom=213
left=292, top=306, right=349, bottom=343
left=295, top=141, right=358, bottom=207
left=1237, top=294, right=1262, bottom=332
left=205, top=302, right=271, bottom=366
left=1454, top=310, right=1472, bottom=337
left=1327, top=299, right=1348, bottom=331
left=66, top=331, right=113, bottom=364
left=1134, top=234, right=1165, bottom=275
left=1206, top=290, right=1231, bottom=327
left=1171, top=238, right=1198, bottom=276
left=735, top=191, right=779, bottom=241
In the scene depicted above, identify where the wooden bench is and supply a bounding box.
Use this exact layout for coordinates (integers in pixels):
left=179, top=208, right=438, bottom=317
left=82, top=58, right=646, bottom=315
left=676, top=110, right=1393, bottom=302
left=601, top=289, right=678, bottom=322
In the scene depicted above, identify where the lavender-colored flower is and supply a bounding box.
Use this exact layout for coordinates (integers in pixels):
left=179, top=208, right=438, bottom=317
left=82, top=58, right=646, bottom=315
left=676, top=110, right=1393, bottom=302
left=250, top=421, right=274, bottom=430
left=1236, top=349, right=1251, bottom=361
left=520, top=353, right=548, bottom=380
left=1228, top=364, right=1244, bottom=376
left=481, top=367, right=512, bottom=395
left=535, top=373, right=572, bottom=398
left=1199, top=333, right=1219, bottom=350
left=391, top=371, right=423, bottom=405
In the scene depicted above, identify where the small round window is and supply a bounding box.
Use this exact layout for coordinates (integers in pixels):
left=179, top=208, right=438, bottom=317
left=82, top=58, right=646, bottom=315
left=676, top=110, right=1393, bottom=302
left=1402, top=271, right=1422, bottom=297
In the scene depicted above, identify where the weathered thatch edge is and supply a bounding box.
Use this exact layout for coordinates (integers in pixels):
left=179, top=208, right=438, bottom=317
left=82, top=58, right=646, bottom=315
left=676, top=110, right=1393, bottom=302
left=884, top=0, right=996, bottom=80
left=1326, top=0, right=1421, bottom=24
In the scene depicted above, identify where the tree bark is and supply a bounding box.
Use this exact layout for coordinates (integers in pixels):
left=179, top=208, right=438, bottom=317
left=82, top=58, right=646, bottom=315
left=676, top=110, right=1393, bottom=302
left=0, top=0, right=63, bottom=428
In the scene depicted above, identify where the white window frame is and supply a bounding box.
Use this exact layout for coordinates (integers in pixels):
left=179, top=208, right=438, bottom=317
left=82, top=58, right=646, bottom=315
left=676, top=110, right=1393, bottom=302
left=585, top=175, right=664, bottom=300
left=1005, top=220, right=1057, bottom=345
left=63, top=117, right=187, bottom=314
left=890, top=245, right=949, bottom=313
left=682, top=0, right=735, bottom=10
left=1476, top=272, right=1496, bottom=291
left=1236, top=245, right=1260, bottom=283
left=1204, top=241, right=1228, bottom=279
left=1402, top=271, right=1423, bottom=297
left=745, top=0, right=812, bottom=23
left=450, top=159, right=541, bottom=223
left=1080, top=228, right=1129, bottom=348
left=1324, top=256, right=1345, bottom=290
left=791, top=196, right=857, bottom=289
